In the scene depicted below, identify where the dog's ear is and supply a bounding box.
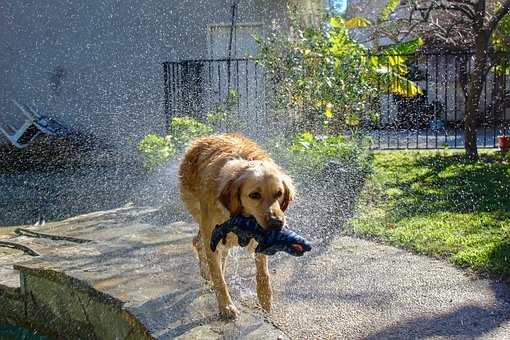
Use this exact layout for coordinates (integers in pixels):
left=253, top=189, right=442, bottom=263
left=281, top=174, right=295, bottom=212
left=218, top=161, right=246, bottom=216
left=218, top=177, right=242, bottom=215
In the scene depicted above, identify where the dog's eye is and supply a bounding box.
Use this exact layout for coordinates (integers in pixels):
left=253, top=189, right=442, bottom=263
left=249, top=192, right=261, bottom=200
left=276, top=190, right=283, bottom=198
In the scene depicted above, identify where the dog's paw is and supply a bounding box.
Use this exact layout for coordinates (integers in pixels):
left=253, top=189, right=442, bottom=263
left=257, top=282, right=272, bottom=313
left=219, top=303, right=240, bottom=319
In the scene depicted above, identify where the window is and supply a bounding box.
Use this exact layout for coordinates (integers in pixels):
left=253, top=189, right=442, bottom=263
left=207, top=23, right=262, bottom=59
left=290, top=0, right=346, bottom=27
left=328, top=0, right=347, bottom=16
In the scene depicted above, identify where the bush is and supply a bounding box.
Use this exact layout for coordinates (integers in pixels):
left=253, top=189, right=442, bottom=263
left=138, top=116, right=214, bottom=172
left=289, top=132, right=373, bottom=175
left=170, top=117, right=213, bottom=150
left=206, top=89, right=243, bottom=132
left=138, top=134, right=175, bottom=172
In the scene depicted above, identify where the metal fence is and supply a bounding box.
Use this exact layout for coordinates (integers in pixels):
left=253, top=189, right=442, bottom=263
left=163, top=58, right=268, bottom=136
left=163, top=52, right=510, bottom=149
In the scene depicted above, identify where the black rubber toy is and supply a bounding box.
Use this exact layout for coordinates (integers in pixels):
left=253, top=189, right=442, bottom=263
left=210, top=215, right=312, bottom=256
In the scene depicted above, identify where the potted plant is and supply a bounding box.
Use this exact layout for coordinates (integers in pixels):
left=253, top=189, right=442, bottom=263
left=496, top=130, right=510, bottom=154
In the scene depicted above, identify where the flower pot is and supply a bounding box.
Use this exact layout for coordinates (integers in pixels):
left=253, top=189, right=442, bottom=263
left=497, top=135, right=510, bottom=153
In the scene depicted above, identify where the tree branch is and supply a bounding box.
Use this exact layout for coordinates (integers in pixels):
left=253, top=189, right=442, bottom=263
left=448, top=0, right=476, bottom=5
left=487, top=0, right=510, bottom=33
left=439, top=2, right=476, bottom=20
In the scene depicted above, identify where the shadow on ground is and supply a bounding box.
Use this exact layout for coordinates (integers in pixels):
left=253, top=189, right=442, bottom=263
left=364, top=281, right=510, bottom=339
left=0, top=157, right=188, bottom=226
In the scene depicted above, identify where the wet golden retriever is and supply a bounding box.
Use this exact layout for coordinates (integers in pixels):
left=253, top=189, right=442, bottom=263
left=178, top=133, right=295, bottom=318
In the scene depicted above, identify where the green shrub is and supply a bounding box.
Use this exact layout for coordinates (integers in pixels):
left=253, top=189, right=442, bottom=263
left=206, top=89, right=243, bottom=132
left=170, top=117, right=213, bottom=150
left=289, top=132, right=373, bottom=174
left=138, top=134, right=175, bottom=172
left=137, top=116, right=214, bottom=172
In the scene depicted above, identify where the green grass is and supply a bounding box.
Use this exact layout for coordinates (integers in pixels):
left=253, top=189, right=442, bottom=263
left=348, top=150, right=510, bottom=280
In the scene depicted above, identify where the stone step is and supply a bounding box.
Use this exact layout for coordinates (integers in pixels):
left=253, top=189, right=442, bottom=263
left=0, top=207, right=287, bottom=339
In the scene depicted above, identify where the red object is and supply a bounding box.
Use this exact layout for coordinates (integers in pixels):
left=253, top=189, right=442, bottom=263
left=497, top=135, right=510, bottom=153
left=292, top=244, right=304, bottom=252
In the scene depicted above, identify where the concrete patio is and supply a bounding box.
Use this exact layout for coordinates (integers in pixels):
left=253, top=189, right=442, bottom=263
left=1, top=205, right=509, bottom=339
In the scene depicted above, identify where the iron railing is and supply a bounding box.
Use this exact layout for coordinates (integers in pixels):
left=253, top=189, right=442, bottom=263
left=163, top=52, right=510, bottom=149
left=163, top=58, right=268, bottom=135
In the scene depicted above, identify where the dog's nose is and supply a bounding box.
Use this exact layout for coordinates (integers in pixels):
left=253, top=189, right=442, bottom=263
left=267, top=218, right=284, bottom=229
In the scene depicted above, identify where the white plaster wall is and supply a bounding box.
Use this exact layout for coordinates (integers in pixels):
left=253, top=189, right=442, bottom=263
left=0, top=0, right=288, bottom=152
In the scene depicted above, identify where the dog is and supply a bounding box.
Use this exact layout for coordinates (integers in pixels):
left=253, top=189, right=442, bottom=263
left=178, top=133, right=295, bottom=318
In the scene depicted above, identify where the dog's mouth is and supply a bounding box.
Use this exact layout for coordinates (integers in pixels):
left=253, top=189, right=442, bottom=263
left=241, top=213, right=265, bottom=228
left=289, top=243, right=308, bottom=256
left=289, top=243, right=312, bottom=256
left=240, top=212, right=284, bottom=231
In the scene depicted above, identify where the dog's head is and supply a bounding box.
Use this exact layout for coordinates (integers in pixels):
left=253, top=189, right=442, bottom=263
left=218, top=159, right=295, bottom=230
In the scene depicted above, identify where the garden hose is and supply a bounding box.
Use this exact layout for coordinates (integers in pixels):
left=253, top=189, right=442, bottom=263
left=14, top=228, right=91, bottom=244
left=0, top=241, right=40, bottom=256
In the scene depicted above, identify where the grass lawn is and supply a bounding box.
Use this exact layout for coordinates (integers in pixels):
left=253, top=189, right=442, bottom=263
left=348, top=150, right=510, bottom=280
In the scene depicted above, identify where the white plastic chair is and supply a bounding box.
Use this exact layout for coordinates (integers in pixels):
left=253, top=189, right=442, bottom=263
left=0, top=100, right=68, bottom=148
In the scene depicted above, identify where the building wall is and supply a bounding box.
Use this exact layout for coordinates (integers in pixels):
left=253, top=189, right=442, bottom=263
left=345, top=0, right=386, bottom=20
left=0, top=0, right=289, bottom=152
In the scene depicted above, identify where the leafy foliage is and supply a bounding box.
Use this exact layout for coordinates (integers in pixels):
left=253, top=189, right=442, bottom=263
left=379, top=0, right=402, bottom=21
left=206, top=89, right=244, bottom=131
left=345, top=16, right=371, bottom=29
left=138, top=134, right=175, bottom=172
left=493, top=11, right=510, bottom=52
left=370, top=39, right=424, bottom=96
left=256, top=15, right=422, bottom=132
left=289, top=131, right=373, bottom=175
left=138, top=90, right=245, bottom=172
left=170, top=117, right=213, bottom=150
left=492, top=10, right=510, bottom=75
left=138, top=116, right=212, bottom=171
left=137, top=90, right=242, bottom=172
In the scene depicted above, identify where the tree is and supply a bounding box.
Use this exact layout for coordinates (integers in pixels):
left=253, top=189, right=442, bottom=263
left=255, top=13, right=423, bottom=134
left=374, top=0, right=510, bottom=160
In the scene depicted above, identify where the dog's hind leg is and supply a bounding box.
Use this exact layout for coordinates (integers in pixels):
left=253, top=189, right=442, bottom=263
left=255, top=253, right=272, bottom=312
left=199, top=201, right=239, bottom=319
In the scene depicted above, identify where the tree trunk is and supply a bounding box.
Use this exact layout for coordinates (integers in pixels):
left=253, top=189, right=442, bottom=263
left=464, top=50, right=486, bottom=161
left=464, top=49, right=489, bottom=160
left=492, top=54, right=506, bottom=123
left=464, top=3, right=489, bottom=161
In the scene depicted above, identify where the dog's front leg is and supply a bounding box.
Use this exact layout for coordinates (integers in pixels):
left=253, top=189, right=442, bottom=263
left=220, top=248, right=229, bottom=276
left=255, top=253, right=272, bottom=312
left=200, top=202, right=239, bottom=319
left=192, top=231, right=211, bottom=281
